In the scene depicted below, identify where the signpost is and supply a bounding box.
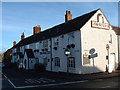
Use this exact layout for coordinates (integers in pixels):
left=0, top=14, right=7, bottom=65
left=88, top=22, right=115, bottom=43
left=88, top=48, right=98, bottom=73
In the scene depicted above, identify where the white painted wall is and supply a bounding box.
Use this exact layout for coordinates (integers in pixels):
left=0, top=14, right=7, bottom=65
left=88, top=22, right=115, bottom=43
left=80, top=9, right=118, bottom=74
left=51, top=31, right=82, bottom=74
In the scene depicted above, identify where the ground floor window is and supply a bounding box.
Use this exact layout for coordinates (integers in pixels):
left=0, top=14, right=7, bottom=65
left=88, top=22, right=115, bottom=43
left=54, top=57, right=60, bottom=67
left=83, top=54, right=90, bottom=65
left=68, top=57, right=75, bottom=68
left=43, top=58, right=48, bottom=66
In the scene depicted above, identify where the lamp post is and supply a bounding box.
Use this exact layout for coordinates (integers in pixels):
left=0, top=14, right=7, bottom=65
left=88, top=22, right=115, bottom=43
left=64, top=49, right=71, bottom=72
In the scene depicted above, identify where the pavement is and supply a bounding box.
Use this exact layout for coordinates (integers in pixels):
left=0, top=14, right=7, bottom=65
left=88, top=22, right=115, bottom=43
left=8, top=67, right=120, bottom=81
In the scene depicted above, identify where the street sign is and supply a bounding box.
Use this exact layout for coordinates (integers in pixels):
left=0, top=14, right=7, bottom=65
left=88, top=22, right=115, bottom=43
left=88, top=53, right=98, bottom=59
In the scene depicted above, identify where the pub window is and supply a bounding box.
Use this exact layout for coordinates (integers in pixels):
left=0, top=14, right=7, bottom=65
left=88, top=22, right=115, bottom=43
left=83, top=54, right=90, bottom=65
left=43, top=58, right=48, bottom=66
left=26, top=45, right=29, bottom=49
left=54, top=57, right=60, bottom=67
left=14, top=48, right=16, bottom=53
left=54, top=37, right=59, bottom=46
left=35, top=42, right=39, bottom=49
left=68, top=57, right=75, bottom=68
left=68, top=32, right=75, bottom=44
left=97, top=13, right=104, bottom=23
left=109, top=34, right=112, bottom=43
left=43, top=40, right=48, bottom=47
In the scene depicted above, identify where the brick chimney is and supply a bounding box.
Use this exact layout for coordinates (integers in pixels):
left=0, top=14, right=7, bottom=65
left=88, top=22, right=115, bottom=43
left=21, top=32, right=25, bottom=40
left=33, top=25, right=41, bottom=35
left=65, top=10, right=72, bottom=22
left=13, top=41, right=16, bottom=46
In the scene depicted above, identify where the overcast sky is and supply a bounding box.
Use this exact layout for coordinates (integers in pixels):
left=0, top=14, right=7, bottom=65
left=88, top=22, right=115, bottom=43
left=1, top=2, right=118, bottom=53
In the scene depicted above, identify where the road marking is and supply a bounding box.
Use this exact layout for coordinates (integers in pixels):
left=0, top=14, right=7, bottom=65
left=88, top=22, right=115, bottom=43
left=2, top=72, right=89, bottom=89
left=95, top=79, right=103, bottom=81
left=15, top=80, right=88, bottom=88
left=100, top=86, right=112, bottom=88
left=2, top=73, right=17, bottom=88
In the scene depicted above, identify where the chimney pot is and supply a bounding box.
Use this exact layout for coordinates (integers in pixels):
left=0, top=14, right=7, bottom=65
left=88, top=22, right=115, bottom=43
left=33, top=25, right=41, bottom=34
left=13, top=41, right=16, bottom=46
left=65, top=10, right=72, bottom=22
left=21, top=32, right=25, bottom=40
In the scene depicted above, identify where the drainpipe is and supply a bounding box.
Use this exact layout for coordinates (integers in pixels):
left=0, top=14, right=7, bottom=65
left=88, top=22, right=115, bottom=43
left=118, top=35, right=120, bottom=67
left=50, top=38, right=52, bottom=71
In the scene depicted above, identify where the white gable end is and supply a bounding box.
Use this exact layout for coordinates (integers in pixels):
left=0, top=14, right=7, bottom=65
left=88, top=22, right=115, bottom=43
left=81, top=9, right=112, bottom=31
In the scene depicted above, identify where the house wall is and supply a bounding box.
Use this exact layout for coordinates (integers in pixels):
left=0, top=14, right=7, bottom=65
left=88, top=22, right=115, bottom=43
left=29, top=58, right=36, bottom=69
left=11, top=48, right=17, bottom=63
left=11, top=9, right=118, bottom=74
left=51, top=31, right=82, bottom=74
left=80, top=9, right=118, bottom=74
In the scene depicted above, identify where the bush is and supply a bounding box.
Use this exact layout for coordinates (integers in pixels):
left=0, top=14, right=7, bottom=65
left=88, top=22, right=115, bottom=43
left=34, top=63, right=46, bottom=72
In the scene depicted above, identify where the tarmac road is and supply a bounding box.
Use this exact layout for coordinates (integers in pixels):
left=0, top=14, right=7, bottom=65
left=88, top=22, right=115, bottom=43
left=42, top=76, right=119, bottom=88
left=1, top=67, right=120, bottom=89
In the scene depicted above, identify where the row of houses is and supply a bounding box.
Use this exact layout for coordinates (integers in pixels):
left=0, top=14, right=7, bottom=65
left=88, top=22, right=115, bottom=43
left=4, top=8, right=120, bottom=74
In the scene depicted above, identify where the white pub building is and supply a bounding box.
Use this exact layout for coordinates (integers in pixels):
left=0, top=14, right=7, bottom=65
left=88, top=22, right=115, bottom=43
left=11, top=9, right=118, bottom=74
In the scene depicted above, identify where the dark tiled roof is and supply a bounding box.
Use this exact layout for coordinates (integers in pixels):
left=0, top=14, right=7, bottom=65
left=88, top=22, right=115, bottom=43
left=12, top=9, right=98, bottom=49
left=112, top=26, right=120, bottom=35
left=25, top=49, right=35, bottom=58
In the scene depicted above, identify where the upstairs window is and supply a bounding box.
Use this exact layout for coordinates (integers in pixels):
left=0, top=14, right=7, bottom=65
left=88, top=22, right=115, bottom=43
left=68, top=32, right=75, bottom=44
left=43, top=40, right=48, bottom=48
left=54, top=37, right=59, bottom=46
left=109, top=34, right=112, bottom=44
left=97, top=13, right=104, bottom=23
left=35, top=42, right=39, bottom=49
left=26, top=45, right=29, bottom=49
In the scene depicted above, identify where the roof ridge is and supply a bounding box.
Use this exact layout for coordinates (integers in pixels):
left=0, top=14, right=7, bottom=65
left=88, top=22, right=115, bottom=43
left=12, top=9, right=98, bottom=49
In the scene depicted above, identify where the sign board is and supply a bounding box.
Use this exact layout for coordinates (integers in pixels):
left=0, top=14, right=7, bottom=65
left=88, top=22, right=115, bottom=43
left=91, top=21, right=110, bottom=30
left=88, top=53, right=98, bottom=59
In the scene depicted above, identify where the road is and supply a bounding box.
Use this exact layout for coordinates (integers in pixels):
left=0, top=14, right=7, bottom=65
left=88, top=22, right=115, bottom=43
left=42, top=77, right=119, bottom=88
left=1, top=67, right=120, bottom=89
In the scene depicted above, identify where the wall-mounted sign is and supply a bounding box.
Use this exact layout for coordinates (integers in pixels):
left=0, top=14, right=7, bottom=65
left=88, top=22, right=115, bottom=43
left=91, top=21, right=110, bottom=30
left=74, top=50, right=79, bottom=52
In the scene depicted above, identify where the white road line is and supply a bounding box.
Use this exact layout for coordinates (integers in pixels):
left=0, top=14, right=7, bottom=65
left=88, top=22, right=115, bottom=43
left=2, top=73, right=17, bottom=88
left=100, top=86, right=112, bottom=88
left=2, top=72, right=89, bottom=89
left=16, top=80, right=88, bottom=88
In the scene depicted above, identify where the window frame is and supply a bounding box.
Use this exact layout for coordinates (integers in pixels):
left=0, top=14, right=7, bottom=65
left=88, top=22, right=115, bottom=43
left=68, top=57, right=75, bottom=68
left=54, top=57, right=60, bottom=67
left=43, top=40, right=48, bottom=48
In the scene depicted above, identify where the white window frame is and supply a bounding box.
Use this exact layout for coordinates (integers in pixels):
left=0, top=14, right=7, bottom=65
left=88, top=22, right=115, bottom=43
left=68, top=57, right=75, bottom=68
left=54, top=57, right=60, bottom=67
